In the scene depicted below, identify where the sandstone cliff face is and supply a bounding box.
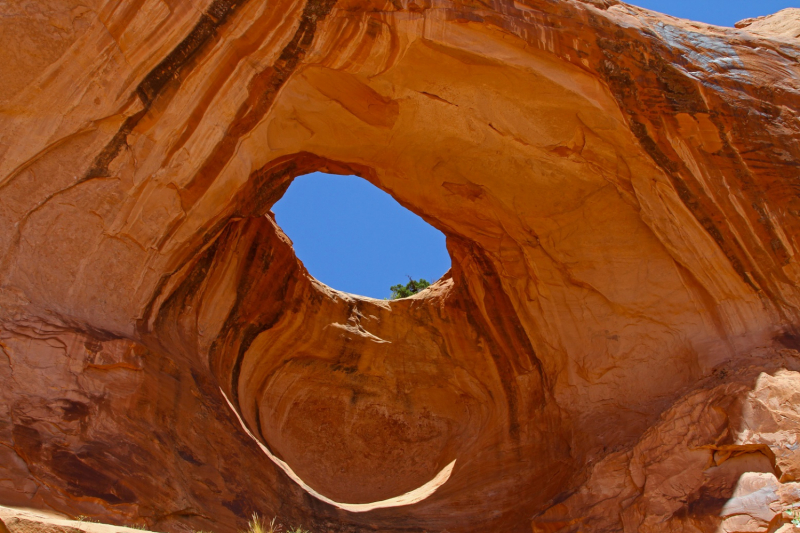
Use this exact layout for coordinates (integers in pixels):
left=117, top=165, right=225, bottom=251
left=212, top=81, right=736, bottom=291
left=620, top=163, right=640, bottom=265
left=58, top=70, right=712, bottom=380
left=1, top=1, right=800, bottom=532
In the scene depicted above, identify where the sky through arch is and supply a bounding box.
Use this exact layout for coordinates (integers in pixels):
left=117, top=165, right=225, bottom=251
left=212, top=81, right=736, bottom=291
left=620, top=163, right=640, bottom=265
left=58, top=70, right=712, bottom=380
left=272, top=173, right=451, bottom=299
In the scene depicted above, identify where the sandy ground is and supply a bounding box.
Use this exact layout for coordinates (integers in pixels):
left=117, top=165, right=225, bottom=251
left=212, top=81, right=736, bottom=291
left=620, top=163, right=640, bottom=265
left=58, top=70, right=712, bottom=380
left=0, top=506, right=155, bottom=533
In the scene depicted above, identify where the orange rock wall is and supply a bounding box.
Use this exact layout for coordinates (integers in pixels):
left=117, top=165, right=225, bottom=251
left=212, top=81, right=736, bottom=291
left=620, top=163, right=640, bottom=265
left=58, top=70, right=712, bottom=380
left=1, top=1, right=799, bottom=532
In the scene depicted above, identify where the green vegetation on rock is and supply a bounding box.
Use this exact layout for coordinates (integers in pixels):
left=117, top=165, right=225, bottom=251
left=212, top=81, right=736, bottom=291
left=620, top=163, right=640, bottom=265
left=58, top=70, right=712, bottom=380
left=390, top=277, right=431, bottom=299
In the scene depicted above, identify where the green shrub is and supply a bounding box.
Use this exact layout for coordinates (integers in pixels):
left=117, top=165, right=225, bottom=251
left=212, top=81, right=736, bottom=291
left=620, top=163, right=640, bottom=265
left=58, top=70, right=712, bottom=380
left=785, top=506, right=800, bottom=527
left=390, top=277, right=431, bottom=299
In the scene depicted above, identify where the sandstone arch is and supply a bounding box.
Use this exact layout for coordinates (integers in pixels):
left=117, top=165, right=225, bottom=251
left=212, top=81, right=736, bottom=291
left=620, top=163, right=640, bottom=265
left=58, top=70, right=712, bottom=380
left=1, top=1, right=799, bottom=532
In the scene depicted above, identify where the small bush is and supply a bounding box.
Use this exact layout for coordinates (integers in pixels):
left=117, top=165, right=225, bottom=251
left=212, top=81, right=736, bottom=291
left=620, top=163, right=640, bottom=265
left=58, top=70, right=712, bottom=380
left=390, top=277, right=431, bottom=299
left=785, top=506, right=800, bottom=527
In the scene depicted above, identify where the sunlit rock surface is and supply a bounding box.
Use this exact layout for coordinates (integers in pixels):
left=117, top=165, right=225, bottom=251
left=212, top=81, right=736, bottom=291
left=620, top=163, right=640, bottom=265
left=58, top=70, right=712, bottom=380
left=0, top=505, right=149, bottom=533
left=736, top=8, right=800, bottom=39
left=1, top=1, right=799, bottom=532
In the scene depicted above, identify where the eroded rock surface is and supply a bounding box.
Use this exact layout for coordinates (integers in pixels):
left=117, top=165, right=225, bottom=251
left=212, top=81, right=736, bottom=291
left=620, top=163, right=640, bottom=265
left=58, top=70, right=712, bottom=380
left=1, top=1, right=800, bottom=532
left=0, top=505, right=153, bottom=533
left=736, top=8, right=800, bottom=39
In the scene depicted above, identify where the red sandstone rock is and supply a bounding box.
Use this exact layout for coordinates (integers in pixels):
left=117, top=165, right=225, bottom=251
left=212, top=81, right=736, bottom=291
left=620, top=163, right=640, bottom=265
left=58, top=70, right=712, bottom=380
left=0, top=505, right=149, bottom=533
left=736, top=8, right=800, bottom=39
left=1, top=1, right=799, bottom=532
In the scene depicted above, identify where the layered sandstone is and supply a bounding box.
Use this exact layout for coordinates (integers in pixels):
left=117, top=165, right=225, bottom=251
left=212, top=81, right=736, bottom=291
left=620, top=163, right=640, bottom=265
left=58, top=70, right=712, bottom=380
left=1, top=1, right=800, bottom=532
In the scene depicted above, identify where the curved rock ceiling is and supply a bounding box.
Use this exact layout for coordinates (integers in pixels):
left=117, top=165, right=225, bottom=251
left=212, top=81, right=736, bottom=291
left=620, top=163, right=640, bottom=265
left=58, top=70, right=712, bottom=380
left=0, top=1, right=799, bottom=532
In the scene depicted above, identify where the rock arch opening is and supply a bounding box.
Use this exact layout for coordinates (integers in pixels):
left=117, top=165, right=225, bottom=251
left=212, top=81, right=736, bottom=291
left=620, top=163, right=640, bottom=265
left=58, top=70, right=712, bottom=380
left=271, top=171, right=451, bottom=299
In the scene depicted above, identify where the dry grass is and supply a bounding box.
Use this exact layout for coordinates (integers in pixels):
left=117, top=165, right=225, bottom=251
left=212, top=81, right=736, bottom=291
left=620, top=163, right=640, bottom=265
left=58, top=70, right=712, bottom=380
left=242, top=514, right=310, bottom=533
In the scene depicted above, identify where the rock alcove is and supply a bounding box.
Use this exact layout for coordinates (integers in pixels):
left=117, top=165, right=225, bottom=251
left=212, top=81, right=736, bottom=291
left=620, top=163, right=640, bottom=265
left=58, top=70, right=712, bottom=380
left=0, top=2, right=799, bottom=533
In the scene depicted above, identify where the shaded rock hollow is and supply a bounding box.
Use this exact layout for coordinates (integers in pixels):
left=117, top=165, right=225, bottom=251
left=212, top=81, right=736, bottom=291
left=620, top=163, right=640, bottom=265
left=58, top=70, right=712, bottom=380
left=1, top=1, right=800, bottom=532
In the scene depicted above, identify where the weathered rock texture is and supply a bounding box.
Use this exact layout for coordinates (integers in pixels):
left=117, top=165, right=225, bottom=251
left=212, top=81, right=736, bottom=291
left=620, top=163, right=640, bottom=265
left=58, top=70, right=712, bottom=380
left=1, top=1, right=800, bottom=532
left=0, top=505, right=148, bottom=533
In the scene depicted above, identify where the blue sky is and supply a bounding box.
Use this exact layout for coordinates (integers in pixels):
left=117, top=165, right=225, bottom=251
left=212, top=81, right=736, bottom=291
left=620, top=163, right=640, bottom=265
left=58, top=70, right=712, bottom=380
left=272, top=1, right=794, bottom=299
left=631, top=0, right=796, bottom=27
left=272, top=173, right=451, bottom=299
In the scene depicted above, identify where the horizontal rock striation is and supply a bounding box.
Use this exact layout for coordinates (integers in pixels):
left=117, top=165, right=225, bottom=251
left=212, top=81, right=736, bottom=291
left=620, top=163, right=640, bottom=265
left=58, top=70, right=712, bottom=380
left=1, top=1, right=799, bottom=532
